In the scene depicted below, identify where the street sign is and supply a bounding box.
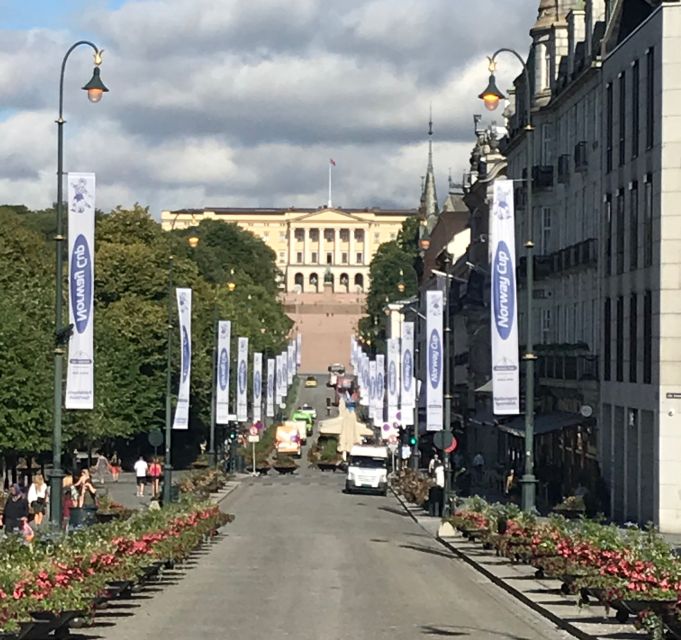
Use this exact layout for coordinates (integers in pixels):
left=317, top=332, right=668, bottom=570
left=388, top=443, right=398, bottom=454
left=249, top=425, right=259, bottom=436
left=444, top=436, right=458, bottom=454
left=248, top=435, right=260, bottom=443
left=433, top=431, right=454, bottom=451
left=148, top=429, right=163, bottom=448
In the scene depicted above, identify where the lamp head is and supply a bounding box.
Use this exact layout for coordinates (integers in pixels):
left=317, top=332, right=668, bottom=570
left=82, top=66, right=109, bottom=104
left=478, top=73, right=505, bottom=112
left=187, top=235, right=200, bottom=249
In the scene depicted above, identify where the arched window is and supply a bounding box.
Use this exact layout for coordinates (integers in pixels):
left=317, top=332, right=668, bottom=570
left=354, top=273, right=364, bottom=293
left=294, top=272, right=304, bottom=293
left=309, top=272, right=319, bottom=292
left=339, top=273, right=349, bottom=293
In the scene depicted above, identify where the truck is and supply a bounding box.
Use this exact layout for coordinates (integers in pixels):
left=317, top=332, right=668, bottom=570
left=345, top=445, right=388, bottom=496
left=291, top=409, right=314, bottom=438
left=275, top=423, right=302, bottom=457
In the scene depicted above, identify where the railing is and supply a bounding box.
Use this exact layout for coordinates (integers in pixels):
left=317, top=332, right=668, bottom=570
left=537, top=351, right=599, bottom=382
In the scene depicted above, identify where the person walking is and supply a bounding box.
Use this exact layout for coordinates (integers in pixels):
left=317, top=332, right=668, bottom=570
left=110, top=452, right=121, bottom=483
left=134, top=455, right=149, bottom=497
left=1, top=484, right=29, bottom=534
left=27, top=474, right=48, bottom=526
left=148, top=458, right=162, bottom=498
left=94, top=452, right=111, bottom=485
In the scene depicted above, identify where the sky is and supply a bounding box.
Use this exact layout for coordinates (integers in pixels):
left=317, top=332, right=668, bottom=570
left=0, top=0, right=536, bottom=217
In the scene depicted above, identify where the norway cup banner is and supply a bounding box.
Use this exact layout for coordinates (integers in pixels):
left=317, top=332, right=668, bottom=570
left=368, top=360, right=377, bottom=422
left=376, top=354, right=386, bottom=427
left=173, top=288, right=192, bottom=430
left=359, top=353, right=369, bottom=406
left=287, top=343, right=294, bottom=384
left=490, top=179, right=520, bottom=414
left=426, top=290, right=443, bottom=431
left=215, top=320, right=231, bottom=424
left=387, top=338, right=400, bottom=425
left=236, top=337, right=249, bottom=422
left=65, top=172, right=95, bottom=410
left=296, top=334, right=302, bottom=367
left=400, top=321, right=415, bottom=425
left=275, top=354, right=284, bottom=403
left=266, top=357, right=275, bottom=418
left=253, top=352, right=263, bottom=423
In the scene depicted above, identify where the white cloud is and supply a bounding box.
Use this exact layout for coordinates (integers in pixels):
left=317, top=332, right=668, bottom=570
left=0, top=0, right=536, bottom=216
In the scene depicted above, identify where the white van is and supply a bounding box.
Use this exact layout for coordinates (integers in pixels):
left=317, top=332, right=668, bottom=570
left=345, top=445, right=388, bottom=496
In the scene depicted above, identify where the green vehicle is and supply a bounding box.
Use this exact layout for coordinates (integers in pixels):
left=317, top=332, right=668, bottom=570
left=291, top=410, right=314, bottom=437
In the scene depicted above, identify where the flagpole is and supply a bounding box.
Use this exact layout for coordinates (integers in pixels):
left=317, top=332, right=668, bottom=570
left=328, top=162, right=332, bottom=208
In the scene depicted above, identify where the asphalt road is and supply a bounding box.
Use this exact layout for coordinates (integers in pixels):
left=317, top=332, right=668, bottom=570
left=87, top=380, right=567, bottom=640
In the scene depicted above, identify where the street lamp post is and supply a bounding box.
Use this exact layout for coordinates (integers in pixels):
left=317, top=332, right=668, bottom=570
left=479, top=49, right=536, bottom=512
left=50, top=42, right=108, bottom=526
left=442, top=255, right=453, bottom=516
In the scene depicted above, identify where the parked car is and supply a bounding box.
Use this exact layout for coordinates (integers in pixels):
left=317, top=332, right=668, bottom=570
left=299, top=403, right=317, bottom=419
left=305, top=376, right=318, bottom=388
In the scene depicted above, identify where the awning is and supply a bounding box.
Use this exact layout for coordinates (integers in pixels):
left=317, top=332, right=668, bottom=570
left=475, top=379, right=493, bottom=393
left=468, top=408, right=498, bottom=427
left=498, top=411, right=583, bottom=438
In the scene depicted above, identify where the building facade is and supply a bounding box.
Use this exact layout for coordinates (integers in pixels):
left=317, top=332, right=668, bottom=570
left=161, top=206, right=417, bottom=294
left=501, top=0, right=681, bottom=530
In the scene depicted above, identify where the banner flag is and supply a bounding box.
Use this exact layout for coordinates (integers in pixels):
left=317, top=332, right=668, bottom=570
left=266, top=357, right=275, bottom=417
left=65, top=172, right=96, bottom=410
left=215, top=320, right=231, bottom=424
left=426, top=290, right=443, bottom=431
left=292, top=338, right=298, bottom=378
left=282, top=350, right=289, bottom=394
left=369, top=360, right=377, bottom=423
left=400, top=322, right=415, bottom=426
left=376, top=354, right=385, bottom=426
left=236, top=337, right=248, bottom=422
left=387, top=338, right=400, bottom=425
left=350, top=336, right=357, bottom=372
left=490, top=179, right=520, bottom=414
left=253, top=352, right=262, bottom=423
left=287, top=343, right=294, bottom=385
left=173, top=288, right=192, bottom=429
left=296, top=333, right=302, bottom=367
left=275, top=354, right=283, bottom=402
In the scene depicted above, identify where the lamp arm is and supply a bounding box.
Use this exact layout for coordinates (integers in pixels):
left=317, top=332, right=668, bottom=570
left=58, top=41, right=100, bottom=120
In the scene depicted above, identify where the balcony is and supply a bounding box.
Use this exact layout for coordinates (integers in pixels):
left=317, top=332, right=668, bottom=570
left=518, top=238, right=597, bottom=283
left=536, top=344, right=599, bottom=383
left=574, top=141, right=589, bottom=172
left=532, top=165, right=554, bottom=190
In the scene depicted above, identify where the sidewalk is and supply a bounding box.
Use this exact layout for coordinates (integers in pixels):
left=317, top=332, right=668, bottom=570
left=391, top=489, right=645, bottom=640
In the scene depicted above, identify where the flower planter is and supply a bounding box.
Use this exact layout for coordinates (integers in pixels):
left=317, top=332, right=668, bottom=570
left=30, top=610, right=85, bottom=639
left=317, top=462, right=341, bottom=472
left=551, top=507, right=585, bottom=520
left=95, top=511, right=118, bottom=524
left=273, top=466, right=297, bottom=475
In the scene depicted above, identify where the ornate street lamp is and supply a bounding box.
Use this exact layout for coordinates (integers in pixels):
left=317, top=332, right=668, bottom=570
left=50, top=42, right=107, bottom=526
left=397, top=269, right=406, bottom=294
left=479, top=49, right=537, bottom=512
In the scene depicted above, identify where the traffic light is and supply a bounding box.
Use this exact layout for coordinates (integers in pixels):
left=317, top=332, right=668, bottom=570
left=408, top=427, right=417, bottom=447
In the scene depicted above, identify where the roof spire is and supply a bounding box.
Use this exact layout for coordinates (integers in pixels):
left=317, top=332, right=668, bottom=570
left=419, top=105, right=439, bottom=234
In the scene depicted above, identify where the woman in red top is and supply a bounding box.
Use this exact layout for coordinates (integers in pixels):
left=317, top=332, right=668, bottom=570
left=148, top=459, right=162, bottom=498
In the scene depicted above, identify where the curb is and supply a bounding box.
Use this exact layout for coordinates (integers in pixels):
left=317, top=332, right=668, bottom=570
left=209, top=481, right=241, bottom=506
left=390, top=488, right=593, bottom=640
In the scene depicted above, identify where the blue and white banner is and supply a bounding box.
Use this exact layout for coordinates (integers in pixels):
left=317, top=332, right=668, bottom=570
left=350, top=336, right=358, bottom=372
left=287, top=343, right=294, bottom=385
left=376, top=354, right=385, bottom=427
left=215, top=320, right=231, bottom=424
left=266, top=357, right=275, bottom=418
left=65, top=172, right=96, bottom=409
left=253, top=352, right=262, bottom=423
left=296, top=333, right=302, bottom=367
left=173, top=288, right=192, bottom=430
left=387, top=338, right=400, bottom=425
left=236, top=337, right=248, bottom=422
left=291, top=338, right=298, bottom=378
left=369, top=360, right=377, bottom=422
left=400, top=321, right=415, bottom=425
left=276, top=353, right=284, bottom=402
left=281, top=350, right=289, bottom=395
left=426, top=290, right=443, bottom=431
left=491, top=179, right=520, bottom=414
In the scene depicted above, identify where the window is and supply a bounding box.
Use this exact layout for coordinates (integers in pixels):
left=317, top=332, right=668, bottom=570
left=604, top=298, right=611, bottom=381
left=618, top=72, right=626, bottom=166
left=630, top=182, right=638, bottom=270
left=644, top=175, right=653, bottom=266
left=341, top=252, right=348, bottom=264
left=605, top=194, right=612, bottom=276
left=296, top=252, right=303, bottom=263
left=606, top=82, right=613, bottom=172
left=541, top=207, right=552, bottom=253
left=616, top=189, right=625, bottom=274
left=616, top=296, right=624, bottom=382
left=311, top=251, right=318, bottom=263
left=356, top=252, right=363, bottom=264
left=541, top=309, right=551, bottom=342
left=340, top=229, right=349, bottom=242
left=324, top=229, right=334, bottom=242
left=643, top=290, right=652, bottom=383
left=354, top=229, right=364, bottom=242
left=632, top=60, right=640, bottom=158
left=629, top=294, right=637, bottom=382
left=646, top=47, right=655, bottom=149
left=262, top=231, right=269, bottom=239
left=543, top=45, right=551, bottom=90
left=390, top=233, right=396, bottom=240
left=541, top=123, right=553, bottom=164
left=326, top=252, right=333, bottom=265
left=280, top=231, right=287, bottom=241
left=294, top=228, right=304, bottom=241
left=278, top=251, right=286, bottom=264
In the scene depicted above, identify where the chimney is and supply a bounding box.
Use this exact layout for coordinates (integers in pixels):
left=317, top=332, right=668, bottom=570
left=567, top=9, right=586, bottom=76
left=585, top=0, right=606, bottom=59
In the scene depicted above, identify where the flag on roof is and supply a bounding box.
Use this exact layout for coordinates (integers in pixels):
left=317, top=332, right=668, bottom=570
left=329, top=158, right=336, bottom=166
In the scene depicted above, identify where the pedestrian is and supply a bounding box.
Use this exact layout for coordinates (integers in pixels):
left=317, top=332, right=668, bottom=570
left=94, top=452, right=111, bottom=485
left=148, top=458, right=162, bottom=497
left=428, top=458, right=445, bottom=517
left=74, top=469, right=97, bottom=509
left=472, top=451, right=485, bottom=484
left=27, top=473, right=48, bottom=526
left=110, top=451, right=121, bottom=483
left=134, top=455, right=149, bottom=497
left=1, top=484, right=29, bottom=534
